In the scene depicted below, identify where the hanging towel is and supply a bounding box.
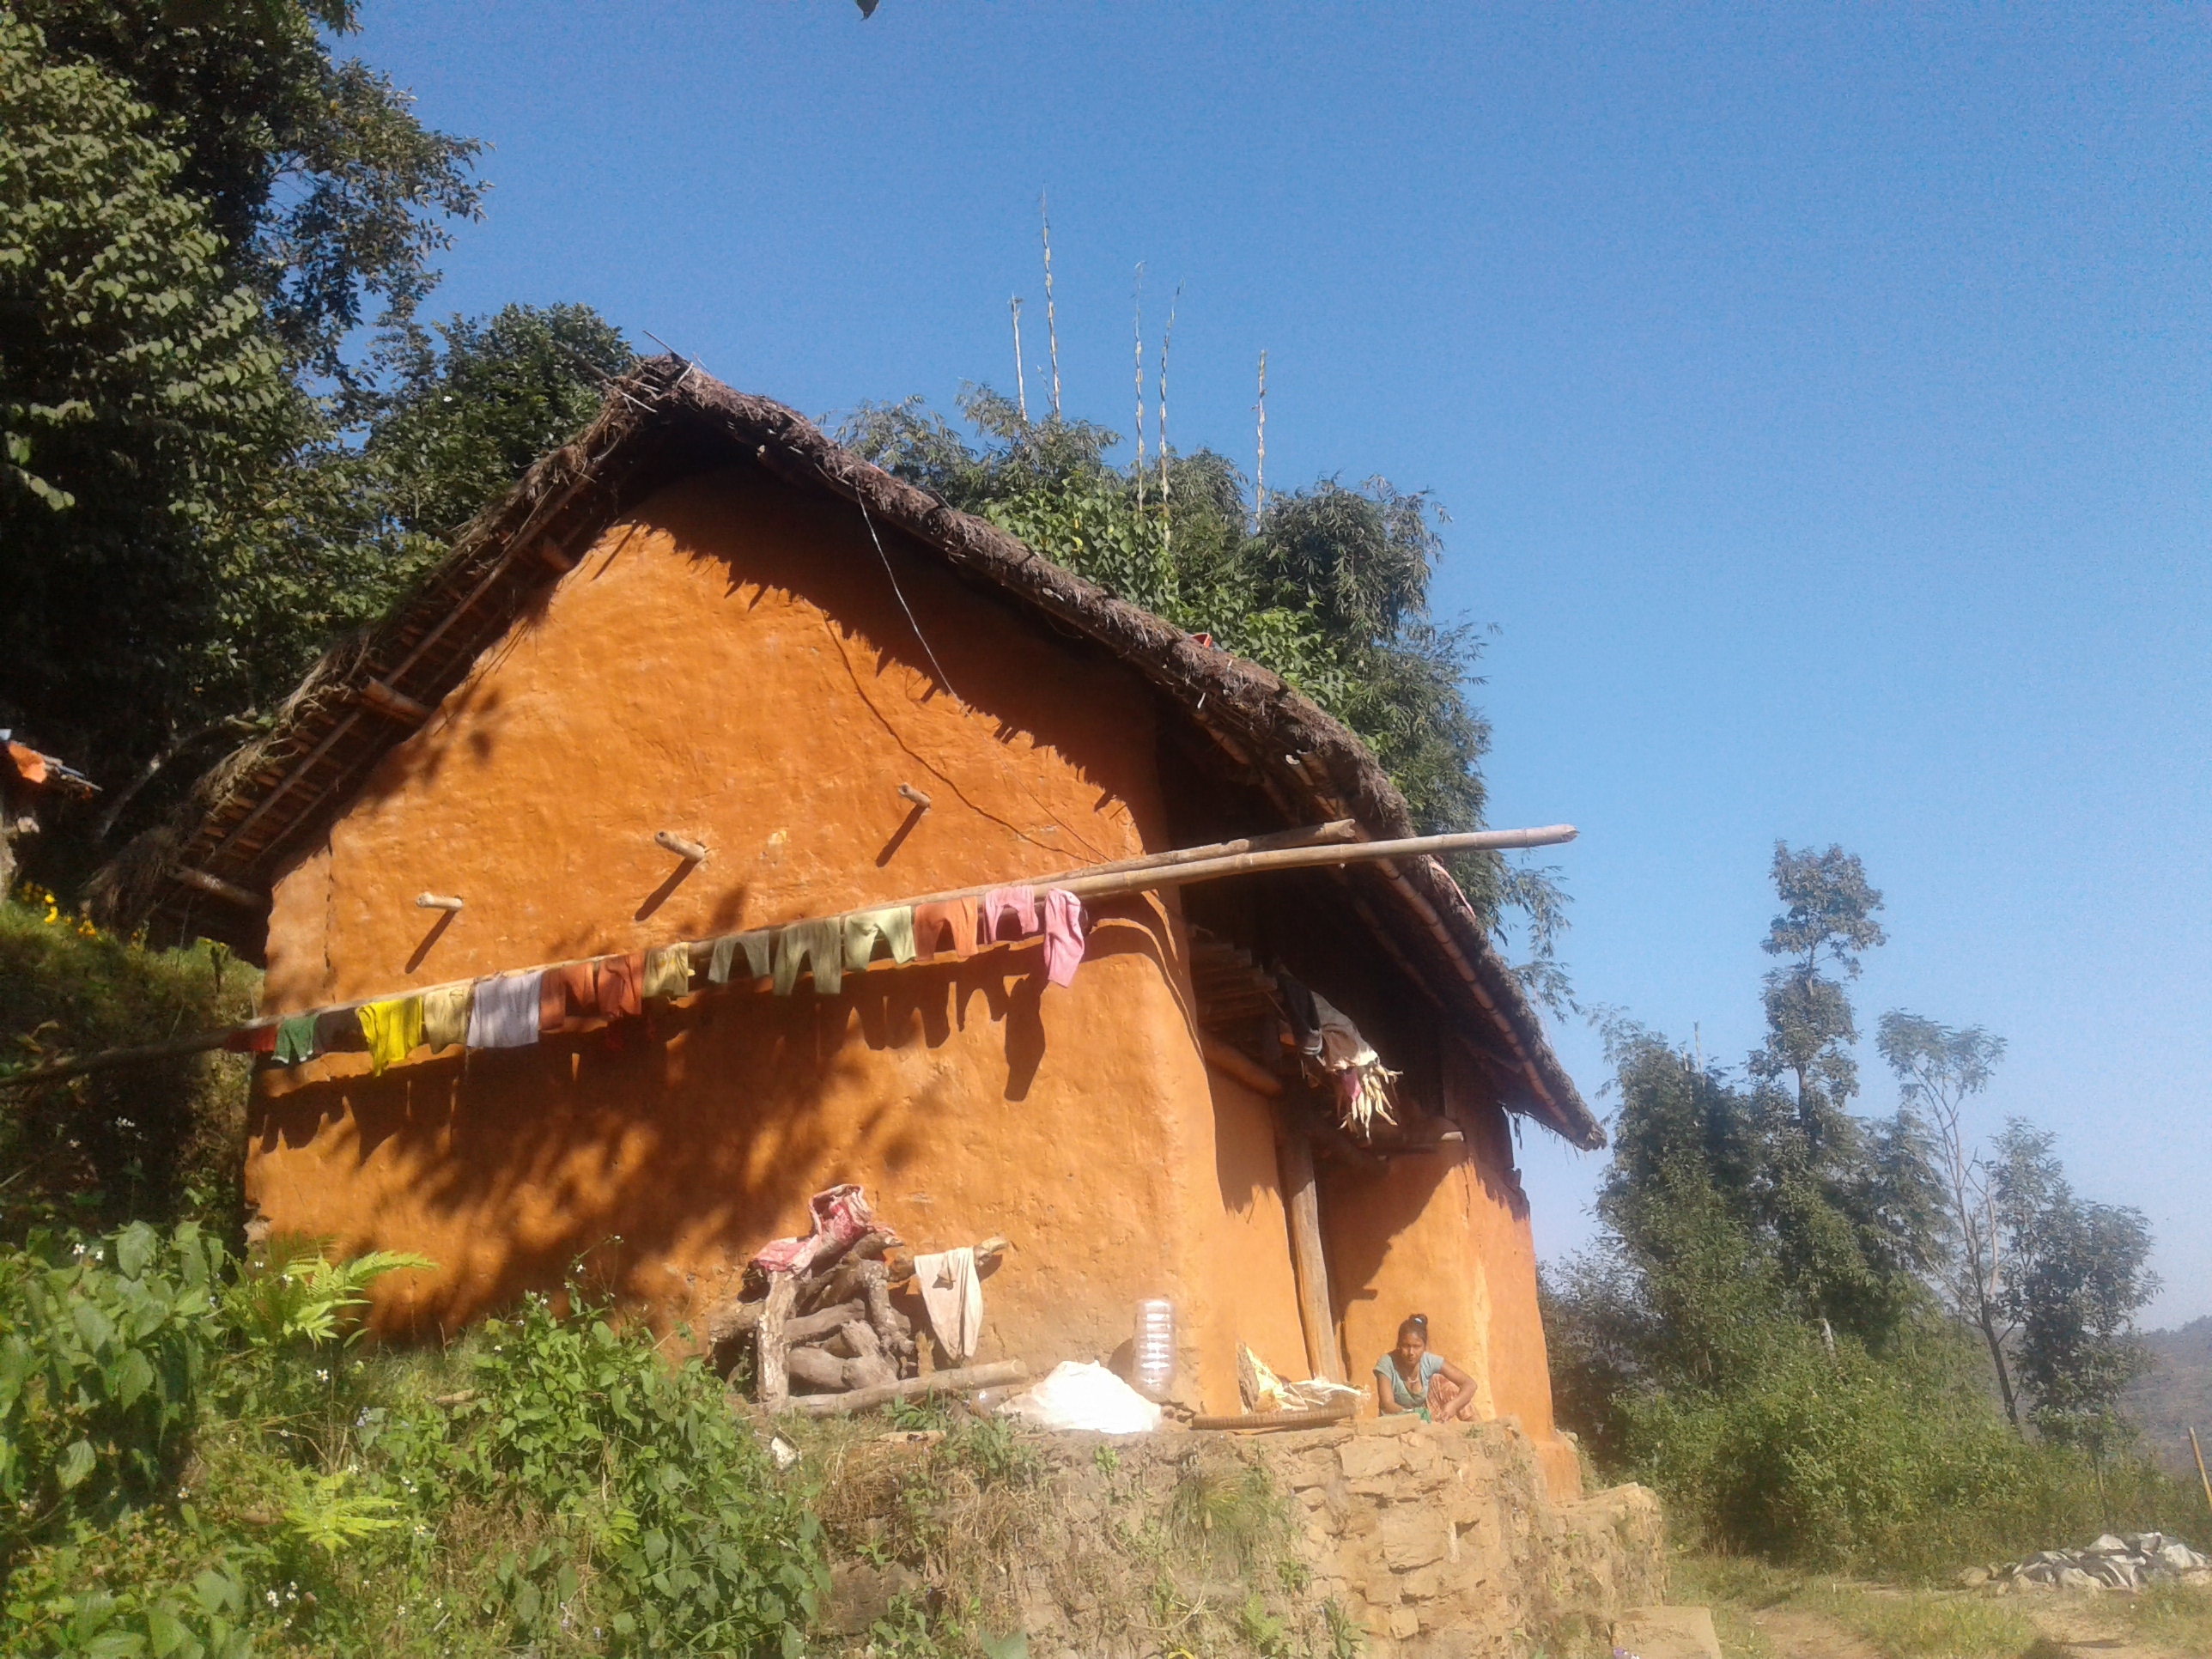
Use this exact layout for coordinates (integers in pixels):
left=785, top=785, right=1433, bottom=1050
left=597, top=951, right=644, bottom=1018
left=467, top=971, right=543, bottom=1049
left=421, top=983, right=472, bottom=1051
left=642, top=944, right=693, bottom=1000
left=842, top=906, right=917, bottom=972
left=912, top=1246, right=983, bottom=1361
left=708, top=930, right=773, bottom=986
left=772, top=919, right=844, bottom=996
left=226, top=1024, right=277, bottom=1055
left=978, top=885, right=1038, bottom=944
left=1042, top=889, right=1089, bottom=987
left=539, top=960, right=597, bottom=1031
left=314, top=1008, right=366, bottom=1054
left=357, top=996, right=424, bottom=1076
left=913, top=896, right=979, bottom=960
left=273, top=1015, right=318, bottom=1066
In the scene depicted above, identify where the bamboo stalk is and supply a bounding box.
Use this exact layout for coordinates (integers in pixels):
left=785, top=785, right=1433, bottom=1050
left=0, top=822, right=1572, bottom=1089
left=1010, top=295, right=1026, bottom=423
left=2192, top=1426, right=2212, bottom=1515
left=1255, top=348, right=1267, bottom=520
left=1133, top=262, right=1146, bottom=513
left=776, top=1358, right=1026, bottom=1417
left=1040, top=191, right=1060, bottom=421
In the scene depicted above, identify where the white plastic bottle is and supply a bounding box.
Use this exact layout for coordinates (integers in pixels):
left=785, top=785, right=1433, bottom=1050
left=1133, top=1297, right=1175, bottom=1400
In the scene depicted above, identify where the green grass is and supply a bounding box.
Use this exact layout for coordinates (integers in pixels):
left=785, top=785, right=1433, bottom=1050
left=2130, top=1579, right=2212, bottom=1654
left=1676, top=1553, right=2042, bottom=1659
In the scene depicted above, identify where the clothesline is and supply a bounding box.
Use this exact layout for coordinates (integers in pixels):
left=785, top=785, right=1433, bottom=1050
left=1, top=821, right=1575, bottom=1088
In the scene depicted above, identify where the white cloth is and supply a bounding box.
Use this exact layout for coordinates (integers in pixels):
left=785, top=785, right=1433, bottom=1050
left=912, top=1246, right=981, bottom=1361
left=465, top=970, right=542, bottom=1049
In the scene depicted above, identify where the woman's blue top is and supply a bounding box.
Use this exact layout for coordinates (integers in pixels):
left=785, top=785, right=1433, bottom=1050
left=1374, top=1350, right=1444, bottom=1409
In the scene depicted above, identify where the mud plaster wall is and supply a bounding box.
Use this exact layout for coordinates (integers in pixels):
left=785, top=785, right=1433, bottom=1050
left=1322, top=1048, right=1578, bottom=1497
left=244, top=464, right=1571, bottom=1438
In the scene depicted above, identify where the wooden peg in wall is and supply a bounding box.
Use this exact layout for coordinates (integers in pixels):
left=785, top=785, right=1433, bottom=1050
left=654, top=830, right=708, bottom=862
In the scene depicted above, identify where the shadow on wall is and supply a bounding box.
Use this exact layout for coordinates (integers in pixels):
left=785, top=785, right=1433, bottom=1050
left=251, top=916, right=1170, bottom=1338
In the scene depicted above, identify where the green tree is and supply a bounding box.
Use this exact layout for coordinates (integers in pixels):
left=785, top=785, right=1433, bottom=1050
left=1877, top=1010, right=2020, bottom=1420
left=837, top=386, right=1570, bottom=983
left=0, top=0, right=482, bottom=792
left=1991, top=1120, right=2158, bottom=1454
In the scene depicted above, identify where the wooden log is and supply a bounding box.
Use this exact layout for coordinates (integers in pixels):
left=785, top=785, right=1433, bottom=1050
left=1188, top=1403, right=1358, bottom=1432
left=779, top=1359, right=1028, bottom=1418
left=654, top=830, right=708, bottom=862
left=856, top=1259, right=900, bottom=1358
left=173, top=866, right=265, bottom=908
left=886, top=1235, right=1011, bottom=1286
left=787, top=1346, right=848, bottom=1392
left=356, top=678, right=430, bottom=722
left=415, top=892, right=465, bottom=911
left=781, top=1298, right=866, bottom=1346
left=756, top=1271, right=797, bottom=1407
left=1279, top=1131, right=1343, bottom=1382
left=1200, top=1034, right=1283, bottom=1097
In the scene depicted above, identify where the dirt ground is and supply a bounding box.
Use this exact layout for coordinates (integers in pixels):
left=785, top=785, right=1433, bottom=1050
left=1734, top=1589, right=2204, bottom=1659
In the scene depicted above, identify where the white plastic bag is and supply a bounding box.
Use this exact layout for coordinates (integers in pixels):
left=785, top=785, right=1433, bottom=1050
left=999, top=1361, right=1162, bottom=1435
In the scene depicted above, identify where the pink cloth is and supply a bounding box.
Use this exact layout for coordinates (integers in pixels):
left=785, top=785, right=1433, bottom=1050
left=978, top=885, right=1039, bottom=945
left=1042, top=888, right=1088, bottom=987
left=749, top=1184, right=888, bottom=1277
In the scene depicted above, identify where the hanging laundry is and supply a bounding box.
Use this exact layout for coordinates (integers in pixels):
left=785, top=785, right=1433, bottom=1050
left=313, top=1008, right=367, bottom=1054
left=978, top=884, right=1038, bottom=944
left=597, top=951, right=644, bottom=1019
left=1041, top=889, right=1088, bottom=987
left=708, top=930, right=772, bottom=986
left=842, top=906, right=916, bottom=972
left=539, top=961, right=598, bottom=1031
left=1307, top=991, right=1400, bottom=1137
left=357, top=996, right=424, bottom=1076
left=273, top=1015, right=318, bottom=1066
left=749, top=1184, right=890, bottom=1276
left=912, top=1246, right=983, bottom=1361
left=421, top=983, right=472, bottom=1051
left=913, top=896, right=979, bottom=959
left=225, top=1024, right=277, bottom=1055
left=772, top=918, right=844, bottom=996
left=642, top=943, right=693, bottom=1000
left=467, top=971, right=543, bottom=1049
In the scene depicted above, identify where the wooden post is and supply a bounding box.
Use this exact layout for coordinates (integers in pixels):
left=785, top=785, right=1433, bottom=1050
left=1278, top=1128, right=1342, bottom=1382
left=756, top=1270, right=797, bottom=1408
left=2191, top=1426, right=2212, bottom=1516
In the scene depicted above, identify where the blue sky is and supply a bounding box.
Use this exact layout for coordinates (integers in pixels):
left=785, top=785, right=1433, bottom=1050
left=349, top=3, right=2209, bottom=1324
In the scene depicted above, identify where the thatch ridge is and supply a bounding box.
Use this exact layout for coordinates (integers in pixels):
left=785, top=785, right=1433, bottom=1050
left=101, top=357, right=1601, bottom=1149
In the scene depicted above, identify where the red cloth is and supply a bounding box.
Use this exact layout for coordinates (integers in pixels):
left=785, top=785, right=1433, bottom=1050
left=596, top=952, right=643, bottom=1019
left=4, top=742, right=46, bottom=785
left=750, top=1184, right=889, bottom=1277
left=225, top=1024, right=277, bottom=1054
left=539, top=961, right=598, bottom=1031
left=914, top=896, right=979, bottom=959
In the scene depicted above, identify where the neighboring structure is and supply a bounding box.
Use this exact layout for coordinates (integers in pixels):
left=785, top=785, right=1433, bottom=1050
left=110, top=361, right=1603, bottom=1496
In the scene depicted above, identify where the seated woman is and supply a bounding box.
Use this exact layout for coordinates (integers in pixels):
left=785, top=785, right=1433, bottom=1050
left=1372, top=1314, right=1478, bottom=1422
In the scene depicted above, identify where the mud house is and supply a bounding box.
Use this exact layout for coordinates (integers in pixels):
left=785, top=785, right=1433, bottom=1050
left=114, top=361, right=1604, bottom=1496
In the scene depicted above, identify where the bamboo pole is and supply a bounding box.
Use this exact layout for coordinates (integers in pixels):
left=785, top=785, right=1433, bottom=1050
left=778, top=1358, right=1026, bottom=1417
left=0, top=822, right=1572, bottom=1089
left=2191, top=1426, right=2212, bottom=1515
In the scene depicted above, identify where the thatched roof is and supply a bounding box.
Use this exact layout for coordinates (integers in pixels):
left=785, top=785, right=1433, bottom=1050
left=101, top=357, right=1601, bottom=1149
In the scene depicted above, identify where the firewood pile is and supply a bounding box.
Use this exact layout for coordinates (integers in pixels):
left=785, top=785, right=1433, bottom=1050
left=703, top=1229, right=1011, bottom=1413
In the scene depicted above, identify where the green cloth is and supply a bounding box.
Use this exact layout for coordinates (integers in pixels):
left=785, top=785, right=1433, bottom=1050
left=708, top=930, right=773, bottom=985
left=274, top=1014, right=318, bottom=1066
left=773, top=919, right=845, bottom=996
left=842, top=906, right=917, bottom=972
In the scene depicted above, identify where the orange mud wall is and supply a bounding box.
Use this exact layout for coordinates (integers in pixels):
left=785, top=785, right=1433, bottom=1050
left=249, top=464, right=1303, bottom=1411
left=1319, top=1048, right=1580, bottom=1498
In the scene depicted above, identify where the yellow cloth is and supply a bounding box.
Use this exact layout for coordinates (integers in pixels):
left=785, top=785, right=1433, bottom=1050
left=357, top=996, right=424, bottom=1075
left=421, top=983, right=471, bottom=1051
left=642, top=943, right=693, bottom=1000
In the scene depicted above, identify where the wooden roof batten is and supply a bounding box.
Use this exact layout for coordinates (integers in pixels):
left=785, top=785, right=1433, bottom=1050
left=94, top=360, right=1604, bottom=1151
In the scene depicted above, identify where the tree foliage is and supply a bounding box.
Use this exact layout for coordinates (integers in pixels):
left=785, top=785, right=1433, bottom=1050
left=838, top=388, right=1567, bottom=982
left=0, top=0, right=488, bottom=798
